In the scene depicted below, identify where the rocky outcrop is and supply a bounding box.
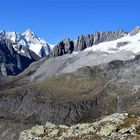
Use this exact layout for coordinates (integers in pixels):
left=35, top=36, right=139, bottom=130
left=52, top=30, right=127, bottom=56
left=129, top=26, right=140, bottom=36
left=0, top=38, right=39, bottom=77
left=74, top=30, right=127, bottom=51
left=52, top=38, right=74, bottom=57
left=19, top=113, right=140, bottom=140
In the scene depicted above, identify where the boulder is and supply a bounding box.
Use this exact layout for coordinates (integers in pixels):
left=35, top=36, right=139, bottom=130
left=19, top=125, right=45, bottom=140
left=98, top=125, right=116, bottom=136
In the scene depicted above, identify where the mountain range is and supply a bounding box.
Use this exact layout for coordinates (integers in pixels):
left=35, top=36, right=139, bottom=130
left=1, top=26, right=140, bottom=140
left=0, top=28, right=130, bottom=77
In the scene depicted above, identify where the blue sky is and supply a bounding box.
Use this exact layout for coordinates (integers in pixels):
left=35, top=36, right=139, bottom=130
left=0, top=0, right=140, bottom=44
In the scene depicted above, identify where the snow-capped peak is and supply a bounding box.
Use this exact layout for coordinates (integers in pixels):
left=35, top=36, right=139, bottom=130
left=0, top=29, right=53, bottom=57
left=22, top=29, right=52, bottom=57
left=22, top=28, right=34, bottom=36
left=6, top=31, right=21, bottom=43
left=22, top=29, right=40, bottom=43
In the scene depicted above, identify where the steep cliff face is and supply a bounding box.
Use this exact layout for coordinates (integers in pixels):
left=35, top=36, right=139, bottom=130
left=0, top=39, right=39, bottom=77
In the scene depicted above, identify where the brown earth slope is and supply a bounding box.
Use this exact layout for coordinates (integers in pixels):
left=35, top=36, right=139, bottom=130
left=1, top=55, right=140, bottom=139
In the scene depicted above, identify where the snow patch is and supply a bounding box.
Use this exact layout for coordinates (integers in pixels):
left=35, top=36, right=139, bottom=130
left=85, top=32, right=140, bottom=54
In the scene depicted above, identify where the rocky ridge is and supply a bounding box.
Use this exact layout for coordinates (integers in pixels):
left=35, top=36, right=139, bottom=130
left=52, top=30, right=127, bottom=56
left=19, top=113, right=140, bottom=140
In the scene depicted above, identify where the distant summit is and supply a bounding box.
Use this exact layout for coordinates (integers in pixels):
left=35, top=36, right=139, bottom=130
left=0, top=29, right=52, bottom=57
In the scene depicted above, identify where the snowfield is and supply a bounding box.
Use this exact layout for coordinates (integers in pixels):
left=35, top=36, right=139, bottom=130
left=85, top=32, right=140, bottom=54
